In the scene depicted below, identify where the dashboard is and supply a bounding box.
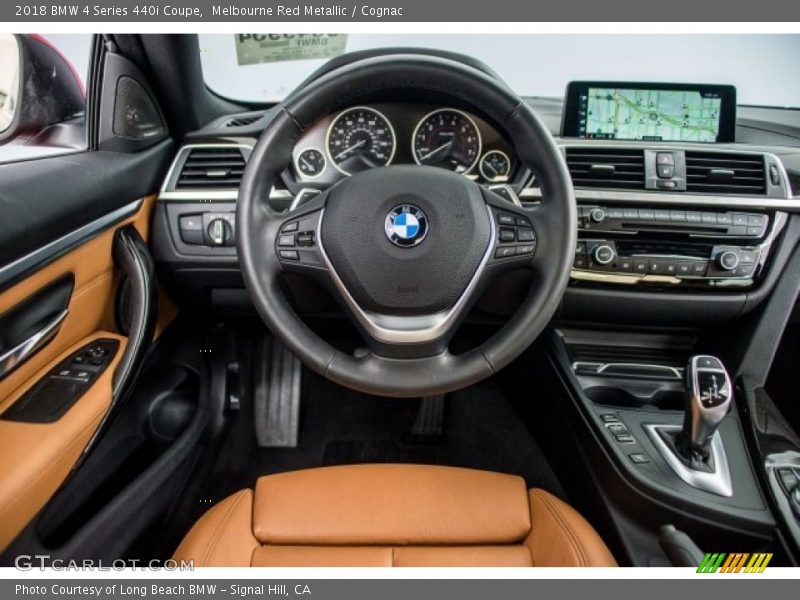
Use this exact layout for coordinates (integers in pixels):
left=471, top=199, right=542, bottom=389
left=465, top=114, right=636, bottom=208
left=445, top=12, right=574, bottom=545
left=290, top=103, right=519, bottom=186
left=157, top=76, right=800, bottom=329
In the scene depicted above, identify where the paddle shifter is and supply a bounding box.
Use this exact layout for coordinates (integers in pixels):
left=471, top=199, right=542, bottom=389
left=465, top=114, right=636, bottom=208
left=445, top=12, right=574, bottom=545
left=676, top=355, right=733, bottom=465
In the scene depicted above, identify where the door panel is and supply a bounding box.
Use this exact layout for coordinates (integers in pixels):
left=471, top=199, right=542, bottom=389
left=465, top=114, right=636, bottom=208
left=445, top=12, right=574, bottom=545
left=0, top=331, right=126, bottom=550
left=0, top=195, right=160, bottom=551
left=0, top=196, right=156, bottom=412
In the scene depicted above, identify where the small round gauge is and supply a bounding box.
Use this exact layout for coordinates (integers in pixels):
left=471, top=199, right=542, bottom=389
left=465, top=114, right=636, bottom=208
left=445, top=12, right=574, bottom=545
left=479, top=150, right=512, bottom=182
left=412, top=108, right=482, bottom=174
left=326, top=107, right=396, bottom=175
left=295, top=148, right=326, bottom=179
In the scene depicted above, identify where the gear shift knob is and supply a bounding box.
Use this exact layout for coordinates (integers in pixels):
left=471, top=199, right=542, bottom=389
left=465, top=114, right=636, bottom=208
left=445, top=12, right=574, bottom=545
left=677, top=355, right=732, bottom=460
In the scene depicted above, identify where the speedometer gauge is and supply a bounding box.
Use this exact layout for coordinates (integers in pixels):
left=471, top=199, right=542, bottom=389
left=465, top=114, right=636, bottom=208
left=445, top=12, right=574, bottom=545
left=412, top=109, right=482, bottom=174
left=326, top=107, right=396, bottom=175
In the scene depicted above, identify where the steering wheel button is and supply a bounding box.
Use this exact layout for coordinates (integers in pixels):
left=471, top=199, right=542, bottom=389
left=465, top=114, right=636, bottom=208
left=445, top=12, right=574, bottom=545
left=497, top=212, right=516, bottom=226
left=515, top=217, right=531, bottom=227
left=279, top=250, right=299, bottom=261
left=282, top=221, right=299, bottom=233
left=517, top=228, right=535, bottom=242
left=278, top=234, right=295, bottom=247
left=516, top=244, right=535, bottom=255
left=499, top=228, right=516, bottom=243
left=495, top=246, right=516, bottom=259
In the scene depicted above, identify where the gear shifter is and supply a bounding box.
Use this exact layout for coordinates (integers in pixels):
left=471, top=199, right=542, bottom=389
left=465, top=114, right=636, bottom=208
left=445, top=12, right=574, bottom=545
left=676, top=355, right=733, bottom=465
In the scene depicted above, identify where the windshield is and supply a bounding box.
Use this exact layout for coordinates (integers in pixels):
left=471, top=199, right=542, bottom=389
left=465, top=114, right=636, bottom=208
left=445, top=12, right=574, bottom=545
left=199, top=34, right=800, bottom=108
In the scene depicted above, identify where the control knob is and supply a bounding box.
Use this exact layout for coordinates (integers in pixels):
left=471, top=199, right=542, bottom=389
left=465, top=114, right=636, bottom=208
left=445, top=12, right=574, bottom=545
left=207, top=218, right=233, bottom=246
left=589, top=208, right=606, bottom=223
left=592, top=244, right=615, bottom=266
left=715, top=250, right=739, bottom=271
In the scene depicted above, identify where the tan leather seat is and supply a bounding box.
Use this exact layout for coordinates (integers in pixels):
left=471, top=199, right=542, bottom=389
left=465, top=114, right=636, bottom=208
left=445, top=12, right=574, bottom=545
left=174, top=464, right=616, bottom=567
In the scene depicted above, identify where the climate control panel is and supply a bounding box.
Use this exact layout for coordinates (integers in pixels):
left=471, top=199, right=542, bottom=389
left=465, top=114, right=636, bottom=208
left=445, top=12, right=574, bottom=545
left=573, top=204, right=774, bottom=288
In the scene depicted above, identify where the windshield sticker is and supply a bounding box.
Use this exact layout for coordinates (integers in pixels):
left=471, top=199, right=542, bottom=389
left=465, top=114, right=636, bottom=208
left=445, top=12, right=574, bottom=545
left=235, top=34, right=348, bottom=65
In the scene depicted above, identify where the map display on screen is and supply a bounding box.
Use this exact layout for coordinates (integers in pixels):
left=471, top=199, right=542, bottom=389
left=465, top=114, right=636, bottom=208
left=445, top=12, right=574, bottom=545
left=576, top=87, right=723, bottom=142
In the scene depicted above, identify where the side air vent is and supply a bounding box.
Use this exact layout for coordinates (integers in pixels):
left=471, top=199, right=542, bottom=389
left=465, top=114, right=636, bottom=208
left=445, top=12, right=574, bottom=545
left=566, top=148, right=645, bottom=189
left=685, top=151, right=766, bottom=195
left=224, top=114, right=261, bottom=128
left=176, top=146, right=247, bottom=189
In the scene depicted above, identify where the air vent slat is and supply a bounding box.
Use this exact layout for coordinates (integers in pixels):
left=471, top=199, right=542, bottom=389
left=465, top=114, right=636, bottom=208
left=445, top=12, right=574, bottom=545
left=566, top=148, right=645, bottom=190
left=685, top=151, right=766, bottom=196
left=225, top=114, right=261, bottom=127
left=175, top=147, right=247, bottom=190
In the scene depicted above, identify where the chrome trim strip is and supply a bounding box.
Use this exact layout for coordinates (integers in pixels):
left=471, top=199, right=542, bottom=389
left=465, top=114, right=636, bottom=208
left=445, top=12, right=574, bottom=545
left=573, top=361, right=684, bottom=380
left=0, top=309, right=68, bottom=379
left=315, top=205, right=497, bottom=345
left=522, top=186, right=800, bottom=209
left=645, top=423, right=733, bottom=497
left=0, top=199, right=143, bottom=291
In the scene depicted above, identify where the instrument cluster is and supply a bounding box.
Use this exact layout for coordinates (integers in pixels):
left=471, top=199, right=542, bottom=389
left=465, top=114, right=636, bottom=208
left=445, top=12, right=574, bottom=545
left=292, top=104, right=517, bottom=186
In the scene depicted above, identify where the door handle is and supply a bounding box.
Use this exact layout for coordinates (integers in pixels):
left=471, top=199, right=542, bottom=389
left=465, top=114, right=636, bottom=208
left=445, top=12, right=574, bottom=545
left=0, top=309, right=68, bottom=379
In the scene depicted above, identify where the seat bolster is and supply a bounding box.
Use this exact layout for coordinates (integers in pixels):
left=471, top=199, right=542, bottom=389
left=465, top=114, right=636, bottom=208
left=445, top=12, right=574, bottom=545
left=173, top=489, right=258, bottom=567
left=524, top=489, right=617, bottom=567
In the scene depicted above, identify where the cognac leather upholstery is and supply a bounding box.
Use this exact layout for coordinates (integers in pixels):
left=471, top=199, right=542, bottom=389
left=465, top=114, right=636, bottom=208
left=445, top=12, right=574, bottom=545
left=174, top=464, right=616, bottom=567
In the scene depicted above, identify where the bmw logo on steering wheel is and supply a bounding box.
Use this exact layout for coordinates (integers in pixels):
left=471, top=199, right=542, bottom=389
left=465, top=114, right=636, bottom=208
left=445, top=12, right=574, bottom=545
left=384, top=204, right=429, bottom=247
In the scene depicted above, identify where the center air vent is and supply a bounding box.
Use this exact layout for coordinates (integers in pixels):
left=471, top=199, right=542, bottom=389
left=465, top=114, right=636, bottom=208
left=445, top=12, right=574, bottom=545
left=685, top=151, right=766, bottom=195
left=566, top=148, right=645, bottom=189
left=176, top=146, right=246, bottom=189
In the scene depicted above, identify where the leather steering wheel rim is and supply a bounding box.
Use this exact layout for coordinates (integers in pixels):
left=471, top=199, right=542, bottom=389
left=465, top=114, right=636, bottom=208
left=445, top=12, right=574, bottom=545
left=236, top=54, right=576, bottom=398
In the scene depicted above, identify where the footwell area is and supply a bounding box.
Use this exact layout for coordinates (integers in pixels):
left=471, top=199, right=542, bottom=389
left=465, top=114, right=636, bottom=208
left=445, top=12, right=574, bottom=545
left=203, top=368, right=565, bottom=505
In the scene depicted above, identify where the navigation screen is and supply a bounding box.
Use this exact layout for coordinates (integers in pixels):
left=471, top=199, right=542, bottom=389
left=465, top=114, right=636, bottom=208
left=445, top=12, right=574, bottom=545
left=562, top=82, right=736, bottom=143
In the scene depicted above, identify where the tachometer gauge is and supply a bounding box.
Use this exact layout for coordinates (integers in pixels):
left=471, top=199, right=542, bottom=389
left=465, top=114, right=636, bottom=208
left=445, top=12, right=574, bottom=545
left=295, top=148, right=326, bottom=179
left=479, top=150, right=511, bottom=182
left=412, top=109, right=482, bottom=174
left=326, top=107, right=396, bottom=175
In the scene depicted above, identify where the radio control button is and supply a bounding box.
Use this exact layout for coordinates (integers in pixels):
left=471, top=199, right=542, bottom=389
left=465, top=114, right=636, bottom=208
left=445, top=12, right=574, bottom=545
left=633, top=259, right=649, bottom=274
left=732, top=263, right=755, bottom=278
left=592, top=244, right=615, bottom=265
left=747, top=214, right=766, bottom=226
left=739, top=249, right=758, bottom=264
left=589, top=208, right=606, bottom=223
left=639, top=209, right=655, bottom=220
left=716, top=250, right=740, bottom=271
left=716, top=213, right=733, bottom=225
left=676, top=262, right=693, bottom=276
left=732, top=214, right=748, bottom=226
left=701, top=213, right=717, bottom=224
left=669, top=210, right=686, bottom=222
left=623, top=209, right=639, bottom=219
left=618, top=258, right=634, bottom=272
left=692, top=261, right=708, bottom=276
left=746, top=226, right=762, bottom=237
left=608, top=208, right=624, bottom=219
left=648, top=259, right=671, bottom=274
left=573, top=255, right=588, bottom=269
left=654, top=210, right=670, bottom=221
left=686, top=212, right=702, bottom=223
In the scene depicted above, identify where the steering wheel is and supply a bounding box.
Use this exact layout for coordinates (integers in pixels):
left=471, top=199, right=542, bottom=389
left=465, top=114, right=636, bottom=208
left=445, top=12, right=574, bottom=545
left=237, top=54, right=576, bottom=398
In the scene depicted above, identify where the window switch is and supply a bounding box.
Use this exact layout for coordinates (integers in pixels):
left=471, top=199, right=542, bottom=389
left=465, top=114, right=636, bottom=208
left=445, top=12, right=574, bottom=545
left=615, top=434, right=635, bottom=444
left=629, top=453, right=650, bottom=464
left=607, top=423, right=628, bottom=435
